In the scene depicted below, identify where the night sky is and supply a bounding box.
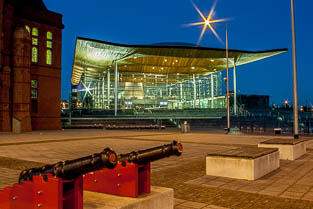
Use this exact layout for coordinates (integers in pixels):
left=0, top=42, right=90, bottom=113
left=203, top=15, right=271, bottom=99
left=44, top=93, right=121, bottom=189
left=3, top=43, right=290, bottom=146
left=43, top=0, right=313, bottom=107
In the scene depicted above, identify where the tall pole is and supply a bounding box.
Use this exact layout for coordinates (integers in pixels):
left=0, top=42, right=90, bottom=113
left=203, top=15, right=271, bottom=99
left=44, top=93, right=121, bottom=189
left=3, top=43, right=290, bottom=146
left=226, top=24, right=230, bottom=132
left=233, top=62, right=237, bottom=116
left=291, top=0, right=299, bottom=139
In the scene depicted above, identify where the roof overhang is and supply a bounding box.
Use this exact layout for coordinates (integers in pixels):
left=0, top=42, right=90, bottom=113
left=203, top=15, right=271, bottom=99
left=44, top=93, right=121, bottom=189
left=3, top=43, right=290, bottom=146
left=72, top=37, right=287, bottom=84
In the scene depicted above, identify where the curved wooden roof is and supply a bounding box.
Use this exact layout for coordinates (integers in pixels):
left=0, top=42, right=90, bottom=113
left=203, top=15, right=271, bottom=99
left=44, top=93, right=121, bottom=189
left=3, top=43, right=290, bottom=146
left=71, top=37, right=287, bottom=84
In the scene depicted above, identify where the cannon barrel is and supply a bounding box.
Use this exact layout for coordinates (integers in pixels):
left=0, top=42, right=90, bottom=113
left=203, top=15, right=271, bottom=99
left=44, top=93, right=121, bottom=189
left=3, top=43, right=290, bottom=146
left=19, top=148, right=117, bottom=183
left=118, top=140, right=183, bottom=165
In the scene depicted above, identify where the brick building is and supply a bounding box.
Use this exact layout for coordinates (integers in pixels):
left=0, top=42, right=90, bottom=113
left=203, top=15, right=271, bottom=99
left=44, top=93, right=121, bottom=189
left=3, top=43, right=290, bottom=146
left=0, top=0, right=64, bottom=132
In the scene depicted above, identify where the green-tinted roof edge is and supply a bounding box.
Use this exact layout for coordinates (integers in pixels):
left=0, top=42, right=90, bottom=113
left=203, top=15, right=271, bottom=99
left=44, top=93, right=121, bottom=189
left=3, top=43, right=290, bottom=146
left=76, top=37, right=288, bottom=54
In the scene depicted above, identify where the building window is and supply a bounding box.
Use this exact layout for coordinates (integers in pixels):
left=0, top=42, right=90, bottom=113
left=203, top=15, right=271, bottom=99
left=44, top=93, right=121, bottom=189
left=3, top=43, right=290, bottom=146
left=31, top=27, right=39, bottom=63
left=31, top=100, right=38, bottom=113
left=46, top=49, right=52, bottom=65
left=47, top=31, right=53, bottom=40
left=31, top=79, right=38, bottom=113
left=31, top=80, right=37, bottom=88
left=32, top=28, right=38, bottom=36
left=31, top=89, right=38, bottom=98
left=32, top=38, right=38, bottom=46
left=32, top=47, right=38, bottom=63
left=46, top=31, right=53, bottom=65
left=47, top=41, right=52, bottom=48
left=31, top=80, right=38, bottom=99
left=25, top=25, right=30, bottom=33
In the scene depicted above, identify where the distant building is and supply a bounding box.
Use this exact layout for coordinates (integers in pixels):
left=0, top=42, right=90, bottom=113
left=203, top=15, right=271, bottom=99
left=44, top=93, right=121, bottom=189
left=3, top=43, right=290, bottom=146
left=0, top=0, right=64, bottom=132
left=230, top=94, right=270, bottom=110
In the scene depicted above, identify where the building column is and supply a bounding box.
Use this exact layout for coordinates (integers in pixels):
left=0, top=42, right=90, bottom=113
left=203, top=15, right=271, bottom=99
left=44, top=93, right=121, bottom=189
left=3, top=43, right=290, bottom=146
left=114, top=61, right=118, bottom=116
left=211, top=73, right=214, bottom=108
left=143, top=74, right=146, bottom=108
left=233, top=63, right=237, bottom=116
left=193, top=74, right=196, bottom=108
left=180, top=82, right=183, bottom=101
left=107, top=69, right=110, bottom=108
left=12, top=27, right=32, bottom=132
left=102, top=75, right=105, bottom=108
left=198, top=76, right=201, bottom=107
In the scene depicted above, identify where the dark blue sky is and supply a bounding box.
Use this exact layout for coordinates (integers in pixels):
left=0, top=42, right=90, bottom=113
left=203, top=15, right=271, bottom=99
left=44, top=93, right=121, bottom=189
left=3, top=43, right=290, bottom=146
left=43, top=0, right=312, bottom=106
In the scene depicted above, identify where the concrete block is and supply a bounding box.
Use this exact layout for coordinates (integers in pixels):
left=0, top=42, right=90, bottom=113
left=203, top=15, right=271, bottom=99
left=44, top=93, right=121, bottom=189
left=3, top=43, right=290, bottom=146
left=12, top=117, right=21, bottom=134
left=84, top=186, right=173, bottom=209
left=258, top=138, right=306, bottom=160
left=206, top=147, right=279, bottom=180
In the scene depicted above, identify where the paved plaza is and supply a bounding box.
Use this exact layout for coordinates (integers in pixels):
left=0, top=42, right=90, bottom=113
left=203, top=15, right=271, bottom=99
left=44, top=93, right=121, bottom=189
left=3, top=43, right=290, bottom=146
left=0, top=129, right=313, bottom=208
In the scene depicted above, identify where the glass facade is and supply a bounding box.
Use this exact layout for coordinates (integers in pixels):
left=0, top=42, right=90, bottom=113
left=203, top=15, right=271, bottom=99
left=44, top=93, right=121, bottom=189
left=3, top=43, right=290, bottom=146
left=71, top=38, right=287, bottom=116
left=74, top=70, right=225, bottom=111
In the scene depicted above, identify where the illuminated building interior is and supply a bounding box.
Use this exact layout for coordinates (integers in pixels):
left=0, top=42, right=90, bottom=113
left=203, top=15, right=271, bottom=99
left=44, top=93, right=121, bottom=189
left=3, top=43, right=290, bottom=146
left=71, top=37, right=286, bottom=116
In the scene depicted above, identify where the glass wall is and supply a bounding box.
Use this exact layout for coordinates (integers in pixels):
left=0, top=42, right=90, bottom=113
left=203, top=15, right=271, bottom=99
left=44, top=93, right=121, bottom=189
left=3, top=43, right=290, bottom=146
left=73, top=70, right=224, bottom=111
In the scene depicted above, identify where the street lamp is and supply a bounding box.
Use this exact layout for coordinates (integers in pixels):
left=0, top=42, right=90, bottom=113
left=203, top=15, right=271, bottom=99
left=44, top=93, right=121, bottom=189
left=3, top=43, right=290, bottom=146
left=186, top=0, right=231, bottom=132
left=291, top=0, right=299, bottom=139
left=225, top=24, right=230, bottom=133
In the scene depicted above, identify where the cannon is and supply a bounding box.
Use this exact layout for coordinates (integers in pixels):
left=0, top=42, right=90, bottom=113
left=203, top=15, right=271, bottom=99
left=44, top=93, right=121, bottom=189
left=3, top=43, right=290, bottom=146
left=1, top=147, right=118, bottom=209
left=118, top=140, right=183, bottom=164
left=0, top=141, right=183, bottom=209
left=84, top=140, right=183, bottom=197
left=18, top=147, right=117, bottom=183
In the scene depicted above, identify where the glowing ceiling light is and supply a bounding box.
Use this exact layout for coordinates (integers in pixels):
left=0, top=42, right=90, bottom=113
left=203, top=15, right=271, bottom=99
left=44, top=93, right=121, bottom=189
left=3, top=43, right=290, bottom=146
left=164, top=59, right=168, bottom=62
left=152, top=67, right=155, bottom=69
left=175, top=59, right=178, bottom=62
left=211, top=59, right=215, bottom=62
left=191, top=66, right=195, bottom=69
left=185, top=0, right=231, bottom=45
left=161, top=67, right=164, bottom=70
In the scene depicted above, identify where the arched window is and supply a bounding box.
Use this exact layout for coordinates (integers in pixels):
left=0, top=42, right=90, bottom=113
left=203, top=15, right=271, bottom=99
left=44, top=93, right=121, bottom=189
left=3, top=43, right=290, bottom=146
left=46, top=31, right=53, bottom=65
left=46, top=49, right=52, bottom=65
left=32, top=27, right=38, bottom=36
left=46, top=31, right=53, bottom=49
left=47, top=31, right=53, bottom=40
left=32, top=47, right=38, bottom=63
left=25, top=25, right=30, bottom=33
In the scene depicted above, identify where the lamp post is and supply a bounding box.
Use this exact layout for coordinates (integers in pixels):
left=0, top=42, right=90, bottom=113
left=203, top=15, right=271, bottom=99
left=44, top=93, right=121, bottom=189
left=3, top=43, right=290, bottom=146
left=291, top=0, right=299, bottom=139
left=225, top=24, right=230, bottom=133
left=186, top=0, right=231, bottom=132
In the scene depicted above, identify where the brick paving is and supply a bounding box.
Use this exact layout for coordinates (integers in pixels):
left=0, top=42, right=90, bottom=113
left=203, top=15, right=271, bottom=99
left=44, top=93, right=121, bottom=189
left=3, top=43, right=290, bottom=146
left=0, top=130, right=312, bottom=208
left=186, top=151, right=313, bottom=201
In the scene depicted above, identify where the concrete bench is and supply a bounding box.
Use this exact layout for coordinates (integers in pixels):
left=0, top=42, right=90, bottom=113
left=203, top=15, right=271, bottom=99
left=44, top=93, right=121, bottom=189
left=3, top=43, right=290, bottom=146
left=206, top=147, right=279, bottom=180
left=84, top=186, right=173, bottom=209
left=258, top=138, right=306, bottom=160
left=274, top=128, right=282, bottom=134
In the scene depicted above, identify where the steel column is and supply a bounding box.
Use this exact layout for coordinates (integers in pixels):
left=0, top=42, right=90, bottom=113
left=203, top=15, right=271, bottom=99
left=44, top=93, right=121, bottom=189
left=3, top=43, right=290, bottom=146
left=291, top=0, right=299, bottom=139
left=226, top=24, right=230, bottom=132
left=193, top=74, right=196, bottom=108
left=107, top=70, right=110, bottom=108
left=114, top=61, right=118, bottom=116
left=233, top=62, right=237, bottom=116
left=211, top=73, right=214, bottom=108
